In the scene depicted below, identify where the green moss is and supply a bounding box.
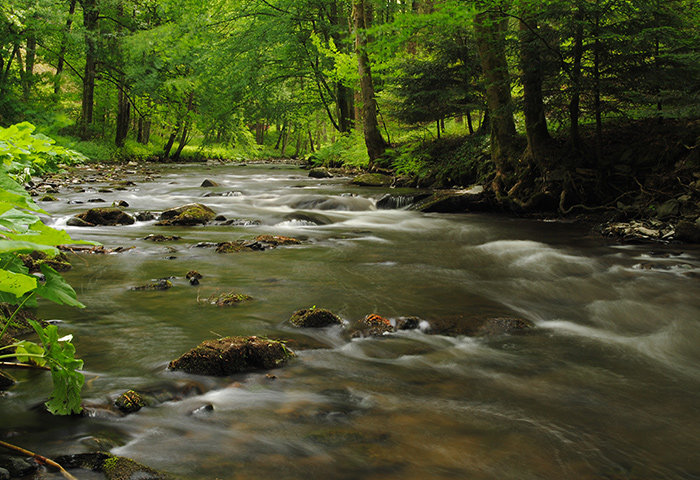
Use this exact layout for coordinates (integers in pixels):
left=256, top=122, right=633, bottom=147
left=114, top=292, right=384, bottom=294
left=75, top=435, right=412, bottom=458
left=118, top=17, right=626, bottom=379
left=209, top=292, right=253, bottom=307
left=290, top=308, right=343, bottom=328
left=114, top=390, right=148, bottom=414
left=157, top=203, right=216, bottom=226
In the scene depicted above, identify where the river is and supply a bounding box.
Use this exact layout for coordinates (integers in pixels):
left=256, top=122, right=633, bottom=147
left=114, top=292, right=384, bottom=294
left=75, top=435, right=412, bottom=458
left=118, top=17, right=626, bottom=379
left=3, top=162, right=700, bottom=479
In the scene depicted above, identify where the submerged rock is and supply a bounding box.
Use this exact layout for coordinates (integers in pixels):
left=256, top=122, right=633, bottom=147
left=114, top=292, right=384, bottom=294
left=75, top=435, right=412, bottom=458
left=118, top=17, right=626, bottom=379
left=71, top=207, right=135, bottom=226
left=131, top=279, right=173, bottom=291
left=254, top=235, right=302, bottom=246
left=207, top=291, right=253, bottom=307
left=0, top=455, right=38, bottom=478
left=426, top=315, right=533, bottom=337
left=169, top=336, right=295, bottom=376
left=351, top=173, right=392, bottom=187
left=19, top=250, right=71, bottom=273
left=114, top=390, right=148, bottom=414
left=157, top=203, right=216, bottom=226
left=143, top=234, right=181, bottom=242
left=216, top=240, right=264, bottom=253
left=55, top=452, right=173, bottom=480
left=290, top=308, right=343, bottom=328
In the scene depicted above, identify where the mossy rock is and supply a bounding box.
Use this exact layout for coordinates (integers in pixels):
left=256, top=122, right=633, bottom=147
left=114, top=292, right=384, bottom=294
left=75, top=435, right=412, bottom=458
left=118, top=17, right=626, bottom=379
left=290, top=308, right=343, bottom=328
left=143, top=234, right=181, bottom=242
left=157, top=203, right=216, bottom=226
left=215, top=240, right=262, bottom=253
left=350, top=173, right=392, bottom=187
left=131, top=279, right=173, bottom=291
left=19, top=251, right=71, bottom=273
left=72, top=208, right=135, bottom=226
left=55, top=453, right=173, bottom=480
left=309, top=167, right=333, bottom=179
left=114, top=390, right=148, bottom=414
left=169, top=336, right=295, bottom=376
left=254, top=235, right=302, bottom=246
left=39, top=194, right=58, bottom=201
left=208, top=292, right=253, bottom=307
left=426, top=315, right=533, bottom=337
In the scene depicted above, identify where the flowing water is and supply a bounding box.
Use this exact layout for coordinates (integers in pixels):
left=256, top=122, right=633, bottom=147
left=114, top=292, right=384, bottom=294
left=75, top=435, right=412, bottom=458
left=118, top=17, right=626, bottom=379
left=3, top=162, right=700, bottom=479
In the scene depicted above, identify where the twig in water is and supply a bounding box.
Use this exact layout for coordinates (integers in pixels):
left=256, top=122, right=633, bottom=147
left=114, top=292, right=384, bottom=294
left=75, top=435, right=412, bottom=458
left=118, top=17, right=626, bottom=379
left=0, top=440, right=79, bottom=480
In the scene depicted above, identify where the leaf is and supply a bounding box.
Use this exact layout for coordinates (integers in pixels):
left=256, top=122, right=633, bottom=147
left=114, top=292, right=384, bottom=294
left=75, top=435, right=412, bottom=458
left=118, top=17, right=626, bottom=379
left=0, top=240, right=58, bottom=256
left=4, top=221, right=80, bottom=246
left=0, top=170, right=43, bottom=213
left=0, top=269, right=38, bottom=298
left=0, top=209, right=40, bottom=233
left=35, top=264, right=85, bottom=308
left=13, top=340, right=47, bottom=366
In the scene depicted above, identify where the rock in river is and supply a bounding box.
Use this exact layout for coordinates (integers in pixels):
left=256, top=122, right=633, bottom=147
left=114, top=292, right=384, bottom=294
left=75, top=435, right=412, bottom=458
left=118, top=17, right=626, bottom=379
left=169, top=336, right=295, bottom=376
left=69, top=207, right=135, bottom=226
left=290, top=308, right=343, bottom=328
left=350, top=173, right=392, bottom=187
left=55, top=452, right=173, bottom=480
left=156, top=203, right=216, bottom=226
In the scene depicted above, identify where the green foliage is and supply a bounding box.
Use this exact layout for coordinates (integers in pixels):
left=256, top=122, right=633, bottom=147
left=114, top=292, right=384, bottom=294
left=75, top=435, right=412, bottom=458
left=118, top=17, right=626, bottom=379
left=0, top=122, right=92, bottom=415
left=307, top=132, right=369, bottom=168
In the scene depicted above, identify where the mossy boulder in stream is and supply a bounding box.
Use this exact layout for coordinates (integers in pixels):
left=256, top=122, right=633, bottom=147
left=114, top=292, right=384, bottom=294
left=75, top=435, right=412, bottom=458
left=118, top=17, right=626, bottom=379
left=55, top=452, right=173, bottom=480
left=169, top=336, right=295, bottom=376
left=350, top=173, right=392, bottom=187
left=255, top=234, right=302, bottom=246
left=156, top=203, right=216, bottom=226
left=290, top=308, right=343, bottom=328
left=206, top=291, right=253, bottom=307
left=69, top=207, right=135, bottom=226
left=19, top=250, right=71, bottom=273
left=426, top=315, right=533, bottom=337
left=114, top=390, right=149, bottom=414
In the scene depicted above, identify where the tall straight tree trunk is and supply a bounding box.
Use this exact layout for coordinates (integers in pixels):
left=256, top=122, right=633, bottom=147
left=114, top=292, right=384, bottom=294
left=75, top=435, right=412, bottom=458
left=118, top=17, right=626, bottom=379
left=79, top=0, right=99, bottom=139
left=519, top=17, right=551, bottom=167
left=23, top=36, right=36, bottom=100
left=352, top=0, right=388, bottom=169
left=568, top=3, right=584, bottom=150
left=172, top=91, right=195, bottom=160
left=329, top=1, right=355, bottom=133
left=115, top=77, right=130, bottom=147
left=474, top=9, right=517, bottom=193
left=55, top=0, right=78, bottom=96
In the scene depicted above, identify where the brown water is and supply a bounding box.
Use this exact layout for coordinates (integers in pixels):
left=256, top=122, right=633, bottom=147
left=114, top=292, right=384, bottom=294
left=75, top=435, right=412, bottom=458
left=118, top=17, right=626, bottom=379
left=3, top=163, right=700, bottom=479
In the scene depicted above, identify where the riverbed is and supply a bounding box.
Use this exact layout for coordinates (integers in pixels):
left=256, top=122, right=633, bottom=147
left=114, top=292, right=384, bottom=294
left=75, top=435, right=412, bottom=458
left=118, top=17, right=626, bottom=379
left=3, top=162, right=700, bottom=479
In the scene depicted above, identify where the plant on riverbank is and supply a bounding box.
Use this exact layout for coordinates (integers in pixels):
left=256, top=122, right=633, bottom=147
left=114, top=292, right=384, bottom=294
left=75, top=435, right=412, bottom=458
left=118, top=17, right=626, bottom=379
left=0, top=122, right=93, bottom=415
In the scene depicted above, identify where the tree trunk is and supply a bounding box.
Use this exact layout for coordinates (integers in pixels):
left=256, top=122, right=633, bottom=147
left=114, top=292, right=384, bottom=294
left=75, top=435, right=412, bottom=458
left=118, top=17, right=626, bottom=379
left=23, top=36, right=36, bottom=101
left=0, top=45, right=19, bottom=95
left=79, top=0, right=99, bottom=139
left=55, top=0, right=77, bottom=95
left=519, top=17, right=551, bottom=166
left=352, top=0, right=388, bottom=169
left=568, top=3, right=584, bottom=150
left=474, top=10, right=517, bottom=191
left=171, top=91, right=195, bottom=160
left=466, top=111, right=474, bottom=134
left=115, top=77, right=130, bottom=147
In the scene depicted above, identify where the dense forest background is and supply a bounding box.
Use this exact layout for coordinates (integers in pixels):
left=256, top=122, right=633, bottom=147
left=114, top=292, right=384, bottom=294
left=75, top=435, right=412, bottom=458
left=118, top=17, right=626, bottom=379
left=2, top=0, right=700, bottom=212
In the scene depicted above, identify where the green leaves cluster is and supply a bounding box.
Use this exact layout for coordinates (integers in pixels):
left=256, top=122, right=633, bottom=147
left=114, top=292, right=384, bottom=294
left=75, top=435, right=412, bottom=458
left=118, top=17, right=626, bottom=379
left=0, top=122, right=92, bottom=415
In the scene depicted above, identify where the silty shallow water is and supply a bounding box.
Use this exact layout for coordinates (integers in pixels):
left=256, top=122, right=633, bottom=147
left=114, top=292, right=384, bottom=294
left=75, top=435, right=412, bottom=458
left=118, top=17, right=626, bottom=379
left=3, top=162, right=700, bottom=479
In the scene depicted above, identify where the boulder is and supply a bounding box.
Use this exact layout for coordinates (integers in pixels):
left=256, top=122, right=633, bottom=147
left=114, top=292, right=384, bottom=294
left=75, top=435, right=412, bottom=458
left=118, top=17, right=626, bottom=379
left=169, top=336, right=295, bottom=376
left=656, top=199, right=681, bottom=220
left=156, top=203, right=216, bottom=226
left=351, top=314, right=394, bottom=338
left=143, top=234, right=181, bottom=242
left=114, top=390, right=148, bottom=414
left=0, top=455, right=38, bottom=478
left=426, top=315, right=534, bottom=337
left=309, top=167, right=333, bottom=179
left=131, top=279, right=173, bottom=291
left=55, top=453, right=173, bottom=480
left=675, top=220, right=700, bottom=243
left=290, top=308, right=343, bottom=328
left=351, top=173, right=392, bottom=187
left=71, top=208, right=135, bottom=226
left=216, top=240, right=264, bottom=253
left=254, top=235, right=302, bottom=246
left=201, top=179, right=220, bottom=187
left=207, top=292, right=253, bottom=307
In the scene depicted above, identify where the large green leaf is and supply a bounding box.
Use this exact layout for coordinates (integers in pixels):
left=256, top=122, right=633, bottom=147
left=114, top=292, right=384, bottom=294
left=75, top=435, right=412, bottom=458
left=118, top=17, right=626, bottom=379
left=35, top=264, right=85, bottom=308
left=0, top=269, right=38, bottom=298
left=0, top=240, right=58, bottom=256
left=4, top=221, right=80, bottom=246
left=0, top=209, right=40, bottom=233
left=0, top=172, right=43, bottom=213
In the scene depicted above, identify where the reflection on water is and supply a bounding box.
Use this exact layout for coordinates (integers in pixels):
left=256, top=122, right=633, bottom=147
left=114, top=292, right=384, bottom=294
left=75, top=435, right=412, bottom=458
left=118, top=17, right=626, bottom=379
left=4, top=163, right=700, bottom=479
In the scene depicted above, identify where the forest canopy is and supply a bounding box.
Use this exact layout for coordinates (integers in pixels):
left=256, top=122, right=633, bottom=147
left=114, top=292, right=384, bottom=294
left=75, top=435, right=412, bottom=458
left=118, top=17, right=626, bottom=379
left=1, top=0, right=700, bottom=205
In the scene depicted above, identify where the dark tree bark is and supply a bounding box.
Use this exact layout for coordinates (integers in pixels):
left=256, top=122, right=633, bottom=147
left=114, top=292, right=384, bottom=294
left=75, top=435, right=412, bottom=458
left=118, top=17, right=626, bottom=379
left=54, top=0, right=78, bottom=96
left=115, top=77, right=130, bottom=147
left=22, top=36, right=36, bottom=100
left=474, top=9, right=517, bottom=192
left=171, top=91, right=195, bottom=160
left=137, top=116, right=151, bottom=144
left=79, top=0, right=99, bottom=139
left=519, top=17, right=552, bottom=166
left=352, top=0, right=388, bottom=169
left=329, top=1, right=354, bottom=133
left=568, top=3, right=584, bottom=150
